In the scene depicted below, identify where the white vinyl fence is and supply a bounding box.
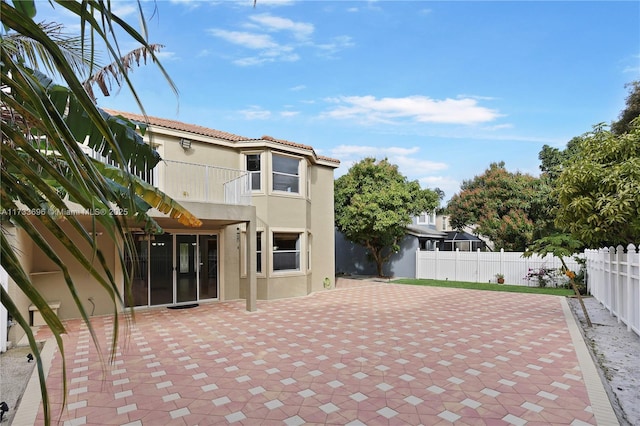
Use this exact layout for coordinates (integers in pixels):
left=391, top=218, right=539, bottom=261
left=416, top=248, right=581, bottom=287
left=585, top=244, right=640, bottom=336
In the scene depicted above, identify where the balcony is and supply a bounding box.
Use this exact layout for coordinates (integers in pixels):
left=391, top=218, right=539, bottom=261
left=85, top=145, right=251, bottom=206
left=159, top=160, right=251, bottom=206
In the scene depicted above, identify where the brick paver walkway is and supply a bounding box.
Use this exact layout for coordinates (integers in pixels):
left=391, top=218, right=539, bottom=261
left=26, top=282, right=612, bottom=425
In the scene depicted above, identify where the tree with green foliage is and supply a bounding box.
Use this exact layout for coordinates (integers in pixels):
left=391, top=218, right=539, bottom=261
left=446, top=162, right=547, bottom=251
left=553, top=121, right=640, bottom=247
left=612, top=80, right=640, bottom=135
left=1, top=1, right=199, bottom=423
left=335, top=158, right=441, bottom=277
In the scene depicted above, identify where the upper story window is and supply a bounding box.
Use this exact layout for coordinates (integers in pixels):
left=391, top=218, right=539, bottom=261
left=417, top=211, right=436, bottom=225
left=246, top=154, right=261, bottom=191
left=272, top=154, right=299, bottom=193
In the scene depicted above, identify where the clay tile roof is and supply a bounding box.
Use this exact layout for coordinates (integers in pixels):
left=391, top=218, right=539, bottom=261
left=261, top=134, right=314, bottom=151
left=104, top=109, right=340, bottom=165
left=103, top=109, right=254, bottom=142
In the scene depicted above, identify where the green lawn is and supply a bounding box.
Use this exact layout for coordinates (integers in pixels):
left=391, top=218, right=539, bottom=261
left=393, top=278, right=574, bottom=296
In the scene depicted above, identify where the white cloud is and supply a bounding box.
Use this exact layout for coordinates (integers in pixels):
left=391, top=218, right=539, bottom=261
left=280, top=111, right=300, bottom=117
left=330, top=144, right=448, bottom=185
left=207, top=28, right=299, bottom=65
left=207, top=29, right=279, bottom=50
left=208, top=13, right=352, bottom=66
left=168, top=0, right=201, bottom=10
left=249, top=14, right=314, bottom=40
left=156, top=51, right=178, bottom=61
left=111, top=4, right=137, bottom=17
left=238, top=106, right=271, bottom=120
left=323, top=95, right=500, bottom=125
left=315, top=35, right=355, bottom=57
left=289, top=85, right=306, bottom=91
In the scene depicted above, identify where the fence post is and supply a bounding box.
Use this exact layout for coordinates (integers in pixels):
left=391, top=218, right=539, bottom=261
left=455, top=248, right=459, bottom=281
left=617, top=245, right=625, bottom=324
left=435, top=248, right=439, bottom=280
left=500, top=248, right=505, bottom=279
left=608, top=246, right=615, bottom=316
left=626, top=243, right=634, bottom=332
left=476, top=248, right=480, bottom=283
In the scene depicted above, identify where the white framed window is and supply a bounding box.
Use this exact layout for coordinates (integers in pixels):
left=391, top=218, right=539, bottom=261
left=272, top=153, right=300, bottom=193
left=245, top=153, right=262, bottom=192
left=417, top=211, right=436, bottom=225
left=240, top=227, right=265, bottom=277
left=272, top=231, right=302, bottom=272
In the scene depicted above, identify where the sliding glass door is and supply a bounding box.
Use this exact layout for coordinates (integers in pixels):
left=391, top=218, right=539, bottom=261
left=128, top=233, right=219, bottom=307
left=150, top=233, right=174, bottom=305
left=199, top=235, right=218, bottom=300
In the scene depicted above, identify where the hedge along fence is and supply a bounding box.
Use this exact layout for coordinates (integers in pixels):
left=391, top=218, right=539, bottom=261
left=585, top=244, right=640, bottom=337
left=415, top=248, right=582, bottom=287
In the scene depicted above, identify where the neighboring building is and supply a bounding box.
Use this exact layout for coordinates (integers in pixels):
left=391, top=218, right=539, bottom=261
left=335, top=211, right=488, bottom=278
left=335, top=211, right=446, bottom=278
left=6, top=110, right=339, bottom=346
left=436, top=214, right=490, bottom=251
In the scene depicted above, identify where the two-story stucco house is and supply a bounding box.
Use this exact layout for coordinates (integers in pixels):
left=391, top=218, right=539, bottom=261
left=5, top=110, right=339, bottom=346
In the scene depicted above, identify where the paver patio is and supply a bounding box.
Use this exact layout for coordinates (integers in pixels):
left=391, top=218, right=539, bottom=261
left=20, top=281, right=616, bottom=425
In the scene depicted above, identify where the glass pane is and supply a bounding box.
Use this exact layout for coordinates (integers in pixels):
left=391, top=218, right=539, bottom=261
left=273, top=173, right=299, bottom=192
left=176, top=235, right=197, bottom=303
left=125, top=235, right=148, bottom=307
left=250, top=171, right=261, bottom=191
left=273, top=252, right=300, bottom=271
left=273, top=233, right=300, bottom=271
left=247, top=154, right=260, bottom=171
left=256, top=232, right=262, bottom=273
left=199, top=235, right=218, bottom=300
left=273, top=155, right=298, bottom=175
left=150, top=233, right=173, bottom=305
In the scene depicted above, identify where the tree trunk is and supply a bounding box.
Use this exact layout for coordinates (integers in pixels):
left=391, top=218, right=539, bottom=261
left=561, top=259, right=592, bottom=327
left=375, top=258, right=384, bottom=277
left=366, top=244, right=386, bottom=277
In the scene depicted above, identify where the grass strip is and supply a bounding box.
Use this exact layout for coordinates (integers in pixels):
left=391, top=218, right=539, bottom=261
left=393, top=278, right=574, bottom=296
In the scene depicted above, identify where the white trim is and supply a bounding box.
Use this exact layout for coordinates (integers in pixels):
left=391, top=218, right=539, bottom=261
left=242, top=151, right=264, bottom=194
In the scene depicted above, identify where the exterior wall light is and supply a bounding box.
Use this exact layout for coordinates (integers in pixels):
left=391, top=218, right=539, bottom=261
left=179, top=139, right=192, bottom=150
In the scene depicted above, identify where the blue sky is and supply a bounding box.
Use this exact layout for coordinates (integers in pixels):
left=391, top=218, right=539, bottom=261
left=40, top=1, right=639, bottom=202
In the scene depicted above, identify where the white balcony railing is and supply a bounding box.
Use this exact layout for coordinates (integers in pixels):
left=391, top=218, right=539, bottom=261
left=160, top=160, right=251, bottom=206
left=84, top=146, right=251, bottom=206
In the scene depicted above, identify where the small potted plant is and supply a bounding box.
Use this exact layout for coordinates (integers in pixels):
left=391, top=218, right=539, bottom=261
left=495, top=273, right=505, bottom=284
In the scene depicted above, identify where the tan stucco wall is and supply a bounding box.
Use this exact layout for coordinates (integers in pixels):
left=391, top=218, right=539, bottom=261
left=6, top=225, right=33, bottom=344
left=309, top=165, right=336, bottom=292
left=27, top=220, right=120, bottom=320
